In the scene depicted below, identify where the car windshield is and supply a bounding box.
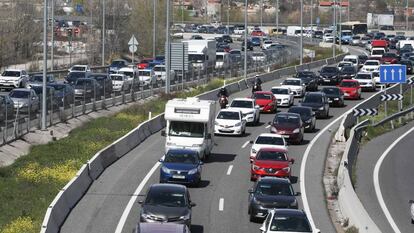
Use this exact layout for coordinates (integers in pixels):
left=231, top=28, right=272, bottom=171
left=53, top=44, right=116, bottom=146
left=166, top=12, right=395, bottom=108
left=356, top=74, right=371, bottom=79
left=303, top=95, right=322, bottom=103
left=50, top=84, right=65, bottom=91
left=111, top=60, right=125, bottom=66
left=297, top=72, right=314, bottom=78
left=352, top=36, right=360, bottom=39
left=365, top=61, right=379, bottom=66
left=372, top=50, right=384, bottom=55
left=270, top=215, right=311, bottom=232
left=71, top=66, right=86, bottom=71
left=111, top=75, right=124, bottom=81
left=68, top=72, right=85, bottom=79
left=342, top=67, right=355, bottom=73
left=2, top=71, right=20, bottom=77
left=230, top=100, right=253, bottom=108
left=256, top=151, right=287, bottom=161
left=340, top=81, right=358, bottom=87
left=343, top=58, right=357, bottom=63
left=254, top=93, right=272, bottom=99
left=272, top=88, right=289, bottom=95
left=256, top=182, right=294, bottom=196
left=274, top=114, right=300, bottom=124
left=255, top=136, right=284, bottom=146
left=119, top=71, right=134, bottom=78
left=30, top=75, right=44, bottom=82
left=338, top=63, right=351, bottom=67
left=383, top=53, right=397, bottom=58
left=230, top=50, right=241, bottom=55
left=289, top=108, right=311, bottom=117
left=322, top=88, right=340, bottom=95
left=169, top=121, right=204, bottom=138
left=145, top=190, right=186, bottom=207
left=283, top=80, right=300, bottom=86
left=139, top=71, right=151, bottom=76
left=9, top=90, right=30, bottom=98
left=321, top=67, right=337, bottom=73
left=217, top=111, right=240, bottom=120
left=153, top=66, right=165, bottom=72
left=76, top=79, right=93, bottom=86
left=253, top=52, right=264, bottom=57
left=164, top=151, right=198, bottom=164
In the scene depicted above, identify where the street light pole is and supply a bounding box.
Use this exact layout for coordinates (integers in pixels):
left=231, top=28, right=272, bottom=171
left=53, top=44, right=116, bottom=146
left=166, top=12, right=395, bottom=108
left=348, top=0, right=350, bottom=22
left=51, top=0, right=54, bottom=71
left=227, top=0, right=230, bottom=28
left=276, top=0, right=279, bottom=39
left=101, top=0, right=105, bottom=66
left=300, top=0, right=303, bottom=65
left=244, top=0, right=248, bottom=80
left=406, top=0, right=409, bottom=31
left=310, top=0, right=313, bottom=43
left=41, top=0, right=48, bottom=130
left=260, top=0, right=263, bottom=27
left=339, top=0, right=342, bottom=51
left=333, top=0, right=336, bottom=57
left=165, top=0, right=171, bottom=94
left=153, top=0, right=157, bottom=57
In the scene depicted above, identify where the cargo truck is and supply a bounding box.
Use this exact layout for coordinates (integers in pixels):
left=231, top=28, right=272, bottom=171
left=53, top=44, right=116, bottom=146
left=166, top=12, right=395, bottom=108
left=183, top=39, right=216, bottom=70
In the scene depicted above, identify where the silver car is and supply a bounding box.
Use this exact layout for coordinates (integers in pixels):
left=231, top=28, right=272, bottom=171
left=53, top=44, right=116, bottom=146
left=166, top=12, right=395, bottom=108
left=135, top=223, right=190, bottom=233
left=9, top=88, right=39, bottom=113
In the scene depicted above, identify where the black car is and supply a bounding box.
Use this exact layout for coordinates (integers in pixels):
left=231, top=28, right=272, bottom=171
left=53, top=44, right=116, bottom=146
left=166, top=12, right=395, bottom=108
left=358, top=54, right=368, bottom=66
left=88, top=73, right=113, bottom=97
left=300, top=92, right=330, bottom=119
left=321, top=87, right=345, bottom=107
left=288, top=106, right=316, bottom=132
left=248, top=177, right=299, bottom=221
left=65, top=71, right=90, bottom=85
left=139, top=184, right=195, bottom=228
left=109, top=59, right=128, bottom=73
left=0, top=94, right=14, bottom=121
left=319, top=66, right=341, bottom=85
left=339, top=66, right=357, bottom=79
left=295, top=71, right=319, bottom=91
left=73, top=78, right=101, bottom=99
left=222, top=35, right=233, bottom=43
left=28, top=74, right=56, bottom=86
left=400, top=60, right=414, bottom=74
left=241, top=40, right=254, bottom=51
left=30, top=85, right=59, bottom=109
left=48, top=83, right=75, bottom=106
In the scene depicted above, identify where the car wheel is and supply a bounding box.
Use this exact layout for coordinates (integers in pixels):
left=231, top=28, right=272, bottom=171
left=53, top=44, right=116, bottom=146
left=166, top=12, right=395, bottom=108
left=249, top=214, right=257, bottom=222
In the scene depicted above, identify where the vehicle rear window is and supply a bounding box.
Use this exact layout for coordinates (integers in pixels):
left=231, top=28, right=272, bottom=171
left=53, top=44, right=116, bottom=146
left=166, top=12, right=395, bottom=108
left=256, top=182, right=293, bottom=196
left=217, top=111, right=240, bottom=120
left=255, top=136, right=284, bottom=146
left=254, top=93, right=272, bottom=99
left=256, top=151, right=287, bottom=161
left=230, top=100, right=253, bottom=108
left=2, top=71, right=20, bottom=77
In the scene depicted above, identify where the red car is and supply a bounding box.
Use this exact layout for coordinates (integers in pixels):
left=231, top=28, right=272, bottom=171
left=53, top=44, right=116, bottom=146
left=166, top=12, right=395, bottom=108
left=381, top=52, right=399, bottom=64
left=252, top=91, right=277, bottom=113
left=138, top=58, right=153, bottom=69
left=250, top=148, right=294, bottom=181
left=269, top=112, right=304, bottom=144
left=251, top=30, right=265, bottom=37
left=338, top=79, right=361, bottom=100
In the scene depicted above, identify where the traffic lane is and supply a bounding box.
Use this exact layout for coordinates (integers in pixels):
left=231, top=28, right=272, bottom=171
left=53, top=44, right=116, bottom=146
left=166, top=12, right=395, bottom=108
left=355, top=122, right=414, bottom=233
left=379, top=125, right=414, bottom=233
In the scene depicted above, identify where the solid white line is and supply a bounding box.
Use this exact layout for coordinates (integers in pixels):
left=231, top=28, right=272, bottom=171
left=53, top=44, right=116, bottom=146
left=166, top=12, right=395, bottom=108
left=219, top=198, right=224, bottom=211
left=373, top=126, right=414, bottom=233
left=114, top=161, right=161, bottom=233
left=300, top=87, right=384, bottom=230
left=242, top=140, right=250, bottom=148
left=226, top=165, right=233, bottom=175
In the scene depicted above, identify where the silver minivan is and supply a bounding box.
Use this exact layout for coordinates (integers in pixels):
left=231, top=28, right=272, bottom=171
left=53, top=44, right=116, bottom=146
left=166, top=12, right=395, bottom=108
left=135, top=223, right=190, bottom=233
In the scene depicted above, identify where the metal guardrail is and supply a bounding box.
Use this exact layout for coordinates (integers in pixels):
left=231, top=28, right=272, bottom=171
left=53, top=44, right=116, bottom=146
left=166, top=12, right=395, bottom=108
left=372, top=105, right=414, bottom=127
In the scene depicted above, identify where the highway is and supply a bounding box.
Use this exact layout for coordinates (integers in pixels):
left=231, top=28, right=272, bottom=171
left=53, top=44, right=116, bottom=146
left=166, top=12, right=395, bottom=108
left=355, top=121, right=414, bottom=233
left=59, top=45, right=374, bottom=233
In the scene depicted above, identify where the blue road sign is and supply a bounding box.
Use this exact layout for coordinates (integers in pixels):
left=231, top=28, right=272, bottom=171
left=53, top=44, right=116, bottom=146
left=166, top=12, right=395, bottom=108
left=379, top=65, right=406, bottom=83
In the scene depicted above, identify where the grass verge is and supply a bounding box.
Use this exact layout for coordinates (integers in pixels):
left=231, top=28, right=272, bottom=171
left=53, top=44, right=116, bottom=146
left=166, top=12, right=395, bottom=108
left=0, top=79, right=224, bottom=233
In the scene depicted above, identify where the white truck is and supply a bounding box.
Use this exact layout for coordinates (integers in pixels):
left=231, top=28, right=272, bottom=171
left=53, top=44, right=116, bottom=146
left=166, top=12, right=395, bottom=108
left=162, top=97, right=216, bottom=161
left=397, top=40, right=414, bottom=50
left=183, top=39, right=216, bottom=70
left=153, top=65, right=175, bottom=84
left=138, top=68, right=157, bottom=86
left=0, top=69, right=29, bottom=90
left=287, top=26, right=302, bottom=36
left=215, top=52, right=230, bottom=69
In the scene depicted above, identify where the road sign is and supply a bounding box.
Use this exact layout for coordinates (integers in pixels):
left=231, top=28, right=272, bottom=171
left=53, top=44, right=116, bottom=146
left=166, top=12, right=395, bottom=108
left=379, top=65, right=406, bottom=83
left=353, top=108, right=378, bottom=117
left=128, top=35, right=139, bottom=46
left=408, top=77, right=414, bottom=85
left=381, top=94, right=403, bottom=101
left=129, top=45, right=137, bottom=53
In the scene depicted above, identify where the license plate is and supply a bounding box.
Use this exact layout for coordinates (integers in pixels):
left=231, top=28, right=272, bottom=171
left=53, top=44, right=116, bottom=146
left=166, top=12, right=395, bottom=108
left=282, top=135, right=290, bottom=138
left=172, top=175, right=185, bottom=179
left=328, top=100, right=333, bottom=103
left=324, top=79, right=330, bottom=82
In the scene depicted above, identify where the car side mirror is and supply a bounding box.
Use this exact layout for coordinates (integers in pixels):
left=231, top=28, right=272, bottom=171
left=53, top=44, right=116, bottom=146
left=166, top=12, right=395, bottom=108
left=312, top=112, right=316, bottom=117
left=249, top=140, right=253, bottom=144
left=190, top=202, right=196, bottom=207
left=298, top=100, right=302, bottom=103
left=138, top=200, right=144, bottom=204
left=248, top=188, right=254, bottom=193
left=32, top=97, right=36, bottom=100
left=161, top=130, right=166, bottom=136
left=255, top=105, right=260, bottom=109
left=268, top=121, right=272, bottom=125
left=280, top=82, right=283, bottom=85
left=259, top=226, right=266, bottom=232
left=206, top=133, right=212, bottom=139
left=290, top=158, right=295, bottom=164
left=295, top=192, right=301, bottom=196
left=315, top=229, right=321, bottom=233
left=158, top=158, right=164, bottom=162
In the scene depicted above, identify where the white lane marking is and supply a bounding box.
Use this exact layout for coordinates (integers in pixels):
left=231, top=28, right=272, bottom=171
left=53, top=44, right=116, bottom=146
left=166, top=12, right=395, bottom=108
left=226, top=165, right=233, bottom=175
left=373, top=126, right=414, bottom=233
left=219, top=198, right=224, bottom=211
left=242, top=140, right=250, bottom=148
left=265, top=125, right=271, bottom=129
left=114, top=161, right=161, bottom=233
left=300, top=86, right=384, bottom=230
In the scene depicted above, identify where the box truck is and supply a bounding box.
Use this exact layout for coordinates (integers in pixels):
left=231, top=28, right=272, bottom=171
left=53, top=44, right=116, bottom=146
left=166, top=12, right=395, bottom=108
left=183, top=39, right=216, bottom=70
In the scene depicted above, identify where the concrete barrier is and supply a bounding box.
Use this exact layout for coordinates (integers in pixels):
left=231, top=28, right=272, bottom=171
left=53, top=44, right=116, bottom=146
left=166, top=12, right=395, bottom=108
left=238, top=80, right=248, bottom=90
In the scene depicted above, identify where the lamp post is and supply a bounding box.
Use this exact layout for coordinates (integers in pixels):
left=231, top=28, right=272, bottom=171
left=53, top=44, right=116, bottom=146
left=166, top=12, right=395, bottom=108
left=310, top=0, right=313, bottom=43
left=348, top=0, right=350, bottom=22
left=244, top=0, right=248, bottom=80
left=276, top=0, right=279, bottom=39
left=300, top=0, right=303, bottom=65
left=153, top=0, right=157, bottom=57
left=333, top=0, right=336, bottom=57
left=101, top=0, right=105, bottom=66
left=339, top=0, right=342, bottom=51
left=50, top=0, right=54, bottom=71
left=406, top=0, right=409, bottom=31
left=41, top=0, right=48, bottom=130
left=165, top=0, right=171, bottom=94
left=260, top=0, right=263, bottom=27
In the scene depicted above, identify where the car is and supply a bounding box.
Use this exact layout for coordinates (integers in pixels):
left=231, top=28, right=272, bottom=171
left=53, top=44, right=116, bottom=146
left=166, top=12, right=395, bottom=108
left=250, top=148, right=294, bottom=181
left=139, top=184, right=195, bottom=228
left=252, top=30, right=265, bottom=37
left=270, top=87, right=294, bottom=107
left=0, top=94, right=15, bottom=121
left=262, top=40, right=274, bottom=50
left=134, top=223, right=190, bottom=233
left=260, top=209, right=320, bottom=233
left=252, top=91, right=277, bottom=113
left=138, top=58, right=154, bottom=70
left=371, top=47, right=386, bottom=58
left=251, top=37, right=262, bottom=47
left=351, top=35, right=361, bottom=46
left=319, top=66, right=341, bottom=85
left=153, top=65, right=175, bottom=84
left=295, top=71, right=319, bottom=91
left=323, top=33, right=334, bottom=43
left=361, top=60, right=380, bottom=73
left=381, top=52, right=400, bottom=64
left=109, top=59, right=128, bottom=73
left=110, top=74, right=132, bottom=92
left=28, top=74, right=56, bottom=87
left=252, top=52, right=267, bottom=62
left=241, top=40, right=254, bottom=51
left=321, top=87, right=345, bottom=107
left=359, top=36, right=370, bottom=47
left=65, top=71, right=90, bottom=85
left=300, top=92, right=330, bottom=119
left=73, top=78, right=101, bottom=99
left=401, top=52, right=414, bottom=60
left=88, top=73, right=113, bottom=97
left=280, top=78, right=306, bottom=98
left=159, top=149, right=203, bottom=186
left=222, top=35, right=233, bottom=43
left=68, top=65, right=91, bottom=73
left=230, top=49, right=243, bottom=63
left=214, top=109, right=246, bottom=136
left=138, top=69, right=156, bottom=86
left=342, top=55, right=359, bottom=70
left=269, top=112, right=304, bottom=144
left=0, top=69, right=29, bottom=90
left=354, top=72, right=376, bottom=92
left=9, top=88, right=39, bottom=113
left=288, top=106, right=316, bottom=132
left=30, top=85, right=59, bottom=109
left=248, top=177, right=299, bottom=221
left=358, top=54, right=369, bottom=65
left=48, top=83, right=75, bottom=107
left=338, top=79, right=361, bottom=100
left=337, top=61, right=353, bottom=71
left=249, top=133, right=288, bottom=160
left=400, top=60, right=413, bottom=74
left=228, top=98, right=260, bottom=125
left=339, top=66, right=357, bottom=79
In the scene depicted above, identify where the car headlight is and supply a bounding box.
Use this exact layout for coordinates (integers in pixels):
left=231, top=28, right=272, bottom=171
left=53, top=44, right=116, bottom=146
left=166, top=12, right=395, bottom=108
left=188, top=167, right=199, bottom=175
left=319, top=106, right=324, bottom=110
left=235, top=122, right=242, bottom=127
left=282, top=167, right=291, bottom=173
left=253, top=197, right=262, bottom=205
left=166, top=142, right=176, bottom=146
left=334, top=98, right=339, bottom=100
left=306, top=119, right=312, bottom=123
left=283, top=98, right=289, bottom=101
left=161, top=166, right=171, bottom=174
left=293, top=128, right=300, bottom=133
left=179, top=213, right=191, bottom=220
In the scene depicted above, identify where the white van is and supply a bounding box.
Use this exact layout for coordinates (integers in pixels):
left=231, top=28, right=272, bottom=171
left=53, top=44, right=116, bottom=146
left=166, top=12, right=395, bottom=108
left=138, top=69, right=156, bottom=86
left=215, top=52, right=230, bottom=68
left=342, top=55, right=359, bottom=70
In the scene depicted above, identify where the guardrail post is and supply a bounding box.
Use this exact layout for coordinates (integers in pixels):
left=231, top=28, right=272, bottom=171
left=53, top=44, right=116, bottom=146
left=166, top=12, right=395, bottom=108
left=59, top=106, right=66, bottom=123
left=92, top=85, right=96, bottom=112
left=122, top=90, right=125, bottom=105
left=102, top=84, right=106, bottom=110
left=111, top=92, right=115, bottom=107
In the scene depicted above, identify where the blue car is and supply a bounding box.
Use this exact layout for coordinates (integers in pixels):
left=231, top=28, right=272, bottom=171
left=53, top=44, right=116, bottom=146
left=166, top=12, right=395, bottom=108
left=159, top=149, right=203, bottom=186
left=251, top=37, right=261, bottom=47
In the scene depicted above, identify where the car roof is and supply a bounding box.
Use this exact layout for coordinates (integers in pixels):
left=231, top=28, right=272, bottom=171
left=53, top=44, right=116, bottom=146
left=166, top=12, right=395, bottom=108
left=149, top=184, right=187, bottom=193
left=289, top=106, right=312, bottom=111
left=271, top=86, right=290, bottom=90
left=4, top=69, right=23, bottom=72
left=11, top=88, right=30, bottom=92
left=276, top=112, right=301, bottom=118
left=137, top=222, right=186, bottom=233
left=305, top=92, right=325, bottom=96
left=254, top=91, right=272, bottom=94
left=167, top=148, right=198, bottom=155
left=341, top=79, right=358, bottom=82
left=258, top=176, right=291, bottom=184
left=232, top=98, right=253, bottom=101
left=285, top=78, right=301, bottom=81
left=257, top=133, right=284, bottom=138
left=271, top=208, right=307, bottom=217
left=218, top=109, right=241, bottom=113
left=257, top=147, right=288, bottom=153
